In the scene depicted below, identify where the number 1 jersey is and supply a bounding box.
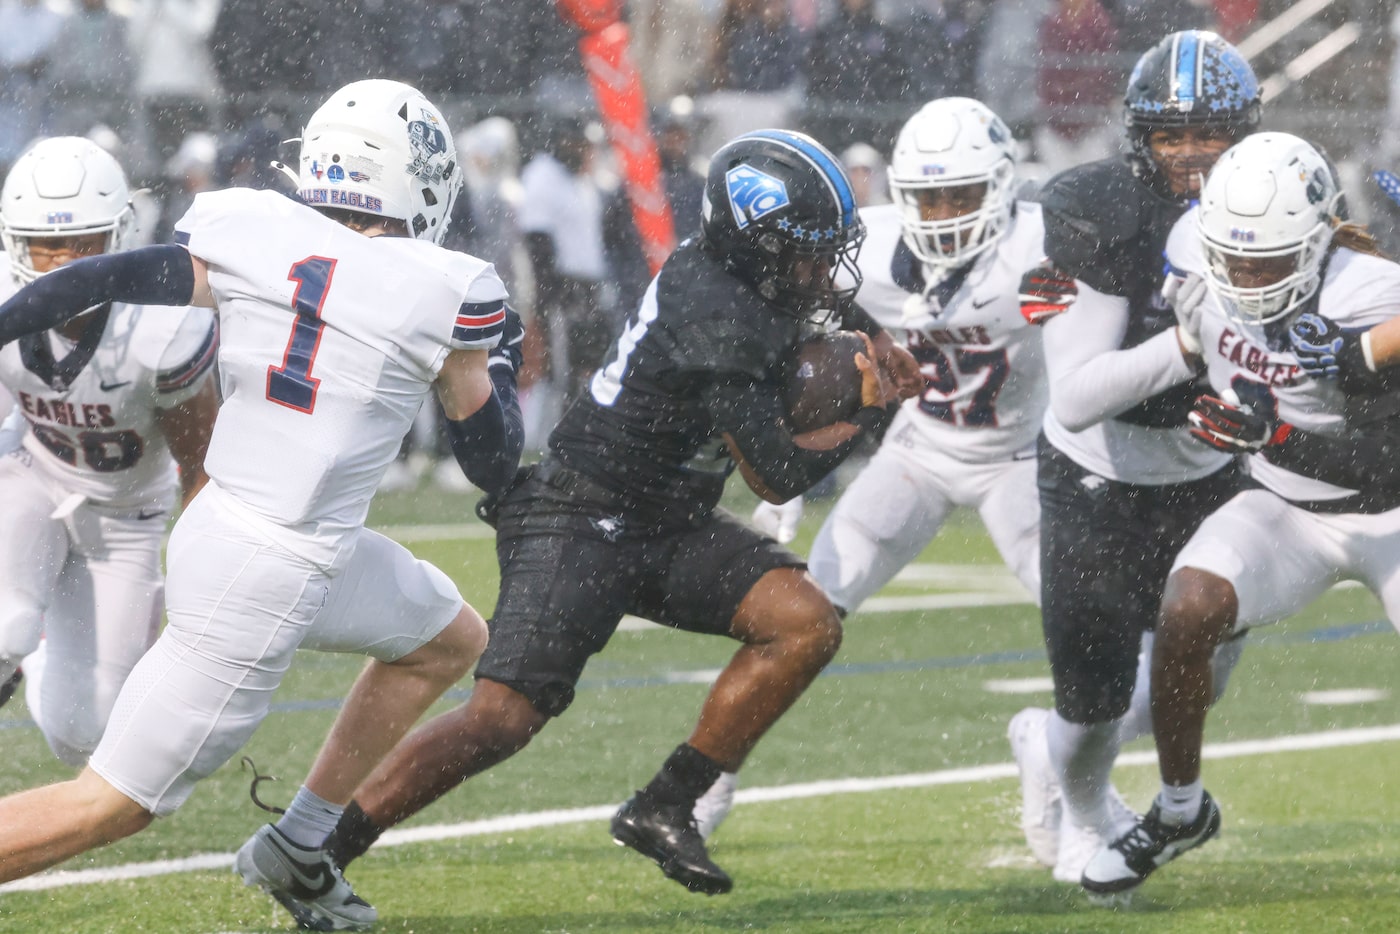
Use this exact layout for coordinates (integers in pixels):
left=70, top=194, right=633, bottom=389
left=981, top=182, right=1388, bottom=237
left=175, top=188, right=506, bottom=570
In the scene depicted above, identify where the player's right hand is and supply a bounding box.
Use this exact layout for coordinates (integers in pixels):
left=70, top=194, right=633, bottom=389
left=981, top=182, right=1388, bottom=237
left=751, top=496, right=804, bottom=544
left=1018, top=261, right=1077, bottom=325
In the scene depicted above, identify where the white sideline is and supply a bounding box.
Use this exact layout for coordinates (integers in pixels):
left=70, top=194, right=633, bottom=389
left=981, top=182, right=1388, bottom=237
left=5, top=723, right=1400, bottom=894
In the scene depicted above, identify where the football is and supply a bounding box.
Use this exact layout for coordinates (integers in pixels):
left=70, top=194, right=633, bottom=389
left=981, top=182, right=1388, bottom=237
left=781, top=330, right=867, bottom=432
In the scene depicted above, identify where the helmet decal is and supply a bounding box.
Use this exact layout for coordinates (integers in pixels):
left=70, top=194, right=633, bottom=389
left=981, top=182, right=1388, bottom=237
left=725, top=164, right=790, bottom=229
left=743, top=129, right=856, bottom=227
left=407, top=113, right=451, bottom=183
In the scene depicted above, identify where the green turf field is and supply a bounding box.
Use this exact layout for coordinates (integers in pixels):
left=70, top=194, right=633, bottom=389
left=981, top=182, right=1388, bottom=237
left=1, top=482, right=1397, bottom=933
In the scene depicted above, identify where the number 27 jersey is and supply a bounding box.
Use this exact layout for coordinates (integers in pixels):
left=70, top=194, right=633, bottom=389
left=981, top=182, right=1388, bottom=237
left=175, top=188, right=506, bottom=569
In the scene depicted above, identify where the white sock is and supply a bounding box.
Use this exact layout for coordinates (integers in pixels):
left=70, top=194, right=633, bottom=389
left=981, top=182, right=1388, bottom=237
left=1156, top=780, right=1204, bottom=826
left=275, top=785, right=344, bottom=849
left=1047, top=711, right=1122, bottom=838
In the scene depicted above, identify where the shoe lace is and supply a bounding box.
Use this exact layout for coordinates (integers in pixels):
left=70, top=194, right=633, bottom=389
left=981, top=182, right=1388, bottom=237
left=1113, top=818, right=1164, bottom=858
left=241, top=756, right=286, bottom=815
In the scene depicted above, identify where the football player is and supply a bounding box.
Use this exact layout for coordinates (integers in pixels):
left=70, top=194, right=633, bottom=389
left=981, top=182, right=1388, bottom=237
left=1084, top=132, right=1400, bottom=896
left=722, top=98, right=1051, bottom=842
left=0, top=137, right=218, bottom=764
left=316, top=129, right=920, bottom=898
left=1008, top=30, right=1263, bottom=884
left=0, top=79, right=523, bottom=933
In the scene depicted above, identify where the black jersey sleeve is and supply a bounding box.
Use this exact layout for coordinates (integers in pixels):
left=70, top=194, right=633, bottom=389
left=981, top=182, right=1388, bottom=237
left=1039, top=160, right=1154, bottom=297
left=704, top=377, right=879, bottom=503
left=839, top=301, right=884, bottom=338
left=1265, top=387, right=1400, bottom=494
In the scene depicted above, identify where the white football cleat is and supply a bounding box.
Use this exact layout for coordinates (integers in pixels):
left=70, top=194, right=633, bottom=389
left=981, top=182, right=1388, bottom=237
left=1053, top=786, right=1136, bottom=885
left=1007, top=707, right=1061, bottom=866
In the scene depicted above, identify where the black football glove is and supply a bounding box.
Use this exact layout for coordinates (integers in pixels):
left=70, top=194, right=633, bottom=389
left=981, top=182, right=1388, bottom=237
left=1289, top=311, right=1368, bottom=382
left=488, top=305, right=525, bottom=373
left=1019, top=261, right=1077, bottom=326
left=1187, top=390, right=1292, bottom=453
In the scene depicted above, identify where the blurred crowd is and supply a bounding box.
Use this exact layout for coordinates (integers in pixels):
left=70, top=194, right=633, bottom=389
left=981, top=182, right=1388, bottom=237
left=3, top=0, right=1396, bottom=491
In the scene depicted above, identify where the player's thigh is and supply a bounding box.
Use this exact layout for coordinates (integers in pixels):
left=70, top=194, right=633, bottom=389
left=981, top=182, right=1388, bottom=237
left=36, top=517, right=164, bottom=748
left=647, top=511, right=810, bottom=636
left=1352, top=509, right=1400, bottom=631
left=973, top=456, right=1041, bottom=599
left=1038, top=448, right=1164, bottom=721
left=808, top=444, right=953, bottom=609
left=302, top=529, right=464, bottom=661
left=477, top=526, right=637, bottom=718
left=0, top=452, right=68, bottom=643
left=90, top=500, right=331, bottom=816
left=1172, top=490, right=1343, bottom=630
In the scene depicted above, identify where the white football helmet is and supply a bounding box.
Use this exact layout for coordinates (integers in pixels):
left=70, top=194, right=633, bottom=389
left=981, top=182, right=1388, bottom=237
left=0, top=136, right=135, bottom=285
left=298, top=79, right=462, bottom=245
left=887, top=97, right=1016, bottom=273
left=1196, top=132, right=1340, bottom=325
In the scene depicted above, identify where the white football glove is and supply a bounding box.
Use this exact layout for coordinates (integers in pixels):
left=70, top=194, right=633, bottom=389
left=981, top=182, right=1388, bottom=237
left=1161, top=271, right=1209, bottom=356
left=751, top=496, right=804, bottom=544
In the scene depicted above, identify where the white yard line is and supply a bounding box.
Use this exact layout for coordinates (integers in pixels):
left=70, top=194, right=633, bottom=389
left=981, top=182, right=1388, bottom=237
left=7, top=722, right=1399, bottom=894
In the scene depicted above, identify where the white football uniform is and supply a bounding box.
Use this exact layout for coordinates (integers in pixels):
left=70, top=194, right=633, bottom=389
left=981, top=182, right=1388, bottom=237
left=0, top=262, right=216, bottom=765
left=809, top=202, right=1046, bottom=612
left=1166, top=210, right=1400, bottom=632
left=89, top=188, right=506, bottom=815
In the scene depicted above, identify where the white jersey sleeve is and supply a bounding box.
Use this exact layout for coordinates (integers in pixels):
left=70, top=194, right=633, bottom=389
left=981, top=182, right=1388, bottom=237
left=1041, top=209, right=1230, bottom=485
left=175, top=188, right=504, bottom=570
left=150, top=305, right=218, bottom=406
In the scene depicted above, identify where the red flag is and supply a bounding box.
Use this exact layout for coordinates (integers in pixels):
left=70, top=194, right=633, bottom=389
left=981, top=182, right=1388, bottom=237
left=556, top=0, right=676, bottom=275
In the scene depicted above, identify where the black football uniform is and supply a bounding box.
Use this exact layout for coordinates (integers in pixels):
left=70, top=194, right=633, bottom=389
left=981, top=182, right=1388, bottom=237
left=478, top=238, right=887, bottom=717
left=1036, top=158, right=1241, bottom=723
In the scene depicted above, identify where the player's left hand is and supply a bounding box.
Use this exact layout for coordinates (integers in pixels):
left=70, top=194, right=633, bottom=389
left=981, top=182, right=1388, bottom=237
left=1288, top=311, right=1352, bottom=380
left=855, top=332, right=899, bottom=407
left=751, top=496, right=804, bottom=543
left=880, top=342, right=923, bottom=400
left=1187, top=391, right=1292, bottom=453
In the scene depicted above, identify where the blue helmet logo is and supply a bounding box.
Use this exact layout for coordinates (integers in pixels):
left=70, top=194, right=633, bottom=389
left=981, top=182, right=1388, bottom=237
left=725, top=164, right=789, bottom=229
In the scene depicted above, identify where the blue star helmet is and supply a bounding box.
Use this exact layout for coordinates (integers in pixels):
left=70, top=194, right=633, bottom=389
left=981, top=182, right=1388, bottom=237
left=1124, top=30, right=1261, bottom=198
left=701, top=129, right=865, bottom=320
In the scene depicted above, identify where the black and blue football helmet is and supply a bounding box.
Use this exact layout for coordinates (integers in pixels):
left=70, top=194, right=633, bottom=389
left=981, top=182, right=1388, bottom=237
left=1124, top=30, right=1262, bottom=198
left=701, top=129, right=865, bottom=320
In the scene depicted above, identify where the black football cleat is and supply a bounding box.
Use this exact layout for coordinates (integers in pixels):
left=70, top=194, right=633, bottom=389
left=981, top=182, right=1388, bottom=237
left=611, top=791, right=734, bottom=895
left=0, top=668, right=21, bottom=709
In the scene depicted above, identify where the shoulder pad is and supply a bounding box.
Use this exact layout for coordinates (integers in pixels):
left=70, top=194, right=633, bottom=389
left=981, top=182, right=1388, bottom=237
left=1039, top=160, right=1154, bottom=276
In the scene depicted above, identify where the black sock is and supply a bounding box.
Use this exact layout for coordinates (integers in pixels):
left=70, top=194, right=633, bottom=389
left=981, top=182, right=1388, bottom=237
left=324, top=800, right=383, bottom=868
left=641, top=744, right=723, bottom=807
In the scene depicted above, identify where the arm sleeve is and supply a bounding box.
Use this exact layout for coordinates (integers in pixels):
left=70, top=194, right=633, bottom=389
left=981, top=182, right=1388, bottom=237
left=0, top=245, right=195, bottom=345
left=443, top=363, right=525, bottom=496
left=705, top=376, right=891, bottom=503
left=839, top=301, right=885, bottom=338
left=1043, top=280, right=1197, bottom=432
